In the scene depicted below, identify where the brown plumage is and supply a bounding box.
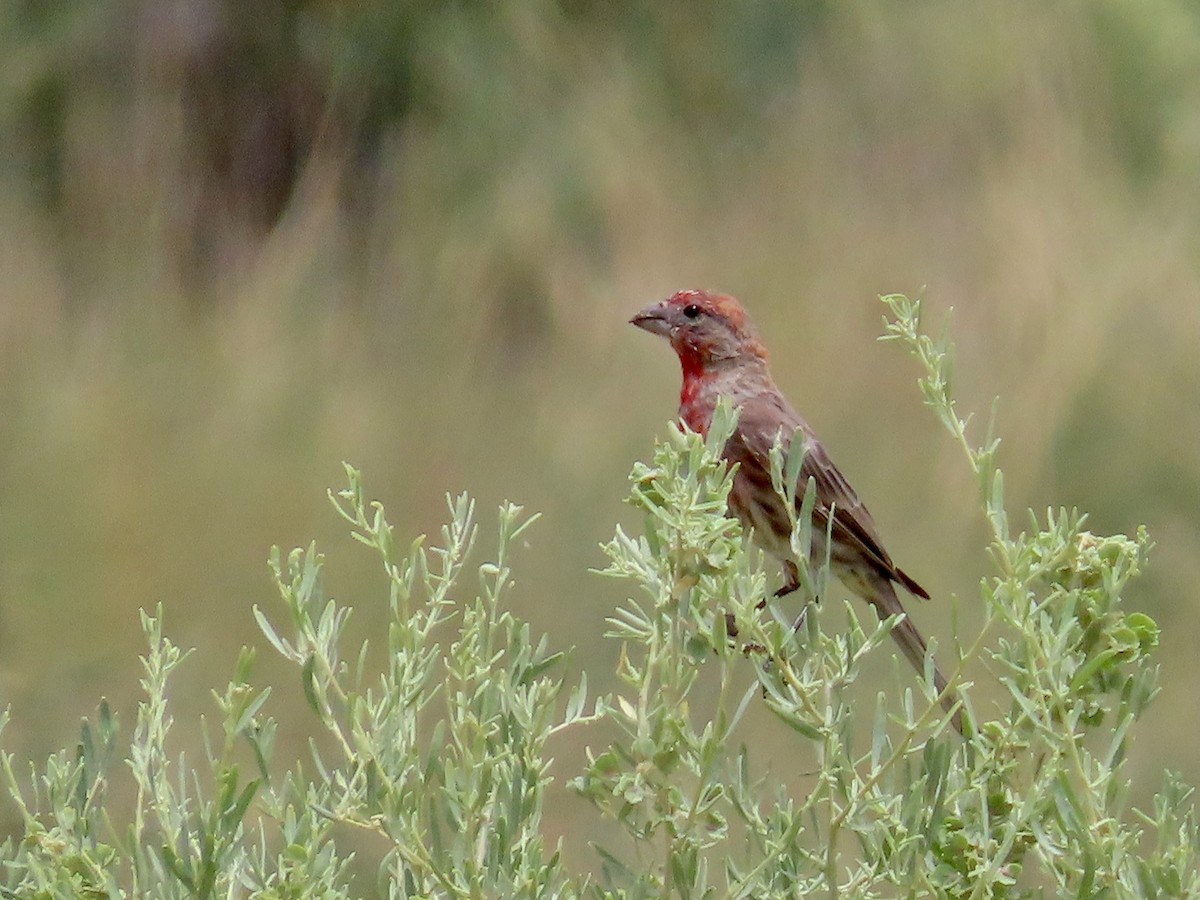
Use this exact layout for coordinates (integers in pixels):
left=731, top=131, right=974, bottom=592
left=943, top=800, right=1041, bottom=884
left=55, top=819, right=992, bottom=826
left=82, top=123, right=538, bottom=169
left=631, top=289, right=964, bottom=735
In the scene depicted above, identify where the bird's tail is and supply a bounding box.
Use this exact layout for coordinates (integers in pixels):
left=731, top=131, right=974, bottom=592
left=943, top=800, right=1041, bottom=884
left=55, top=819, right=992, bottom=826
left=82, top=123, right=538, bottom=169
left=870, top=583, right=967, bottom=737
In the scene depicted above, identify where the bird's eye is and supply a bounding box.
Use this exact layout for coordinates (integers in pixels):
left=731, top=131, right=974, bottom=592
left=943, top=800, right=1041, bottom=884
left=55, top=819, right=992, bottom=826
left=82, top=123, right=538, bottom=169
left=682, top=304, right=702, bottom=319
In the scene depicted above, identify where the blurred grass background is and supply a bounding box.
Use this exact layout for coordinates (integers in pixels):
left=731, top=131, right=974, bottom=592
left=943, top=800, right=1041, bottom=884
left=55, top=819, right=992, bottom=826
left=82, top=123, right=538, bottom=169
left=3, top=0, right=1200, bottom=879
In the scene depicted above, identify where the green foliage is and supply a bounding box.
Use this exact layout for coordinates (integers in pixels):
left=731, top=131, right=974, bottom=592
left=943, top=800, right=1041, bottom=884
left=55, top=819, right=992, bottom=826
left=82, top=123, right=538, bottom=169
left=0, top=297, right=1195, bottom=896
left=254, top=477, right=595, bottom=896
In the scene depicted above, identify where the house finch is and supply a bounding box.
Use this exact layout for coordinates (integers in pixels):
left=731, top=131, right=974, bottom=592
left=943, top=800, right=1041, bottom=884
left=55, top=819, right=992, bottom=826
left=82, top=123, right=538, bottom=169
left=631, top=289, right=964, bottom=735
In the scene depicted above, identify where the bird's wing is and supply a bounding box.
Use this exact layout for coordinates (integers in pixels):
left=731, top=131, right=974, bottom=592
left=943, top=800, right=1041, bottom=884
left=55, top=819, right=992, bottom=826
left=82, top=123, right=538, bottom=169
left=731, top=394, right=929, bottom=599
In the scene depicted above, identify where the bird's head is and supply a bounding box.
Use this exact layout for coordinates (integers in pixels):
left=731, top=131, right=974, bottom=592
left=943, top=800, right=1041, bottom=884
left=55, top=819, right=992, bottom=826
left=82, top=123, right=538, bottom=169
left=630, top=289, right=768, bottom=370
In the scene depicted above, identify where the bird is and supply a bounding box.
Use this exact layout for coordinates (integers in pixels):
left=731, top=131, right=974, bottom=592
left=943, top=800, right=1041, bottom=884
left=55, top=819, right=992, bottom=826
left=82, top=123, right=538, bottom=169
left=630, top=288, right=965, bottom=735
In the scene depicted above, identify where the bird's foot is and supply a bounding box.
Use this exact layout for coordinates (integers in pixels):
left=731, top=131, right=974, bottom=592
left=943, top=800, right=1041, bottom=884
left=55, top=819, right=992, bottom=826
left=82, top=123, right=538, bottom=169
left=724, top=612, right=770, bottom=656
left=774, top=559, right=802, bottom=598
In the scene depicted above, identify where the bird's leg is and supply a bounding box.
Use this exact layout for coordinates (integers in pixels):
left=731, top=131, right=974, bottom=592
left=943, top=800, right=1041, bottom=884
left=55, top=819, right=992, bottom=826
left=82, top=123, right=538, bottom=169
left=767, top=560, right=814, bottom=631
left=732, top=562, right=806, bottom=654
left=724, top=613, right=740, bottom=640
left=773, top=560, right=801, bottom=599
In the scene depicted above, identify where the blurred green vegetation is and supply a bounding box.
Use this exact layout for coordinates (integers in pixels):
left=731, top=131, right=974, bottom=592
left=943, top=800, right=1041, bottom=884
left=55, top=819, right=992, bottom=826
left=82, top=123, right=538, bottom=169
left=2, top=0, right=1200, bottom=881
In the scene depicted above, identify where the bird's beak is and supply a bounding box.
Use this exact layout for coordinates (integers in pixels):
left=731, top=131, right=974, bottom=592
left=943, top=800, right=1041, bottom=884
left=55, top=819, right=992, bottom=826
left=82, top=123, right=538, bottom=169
left=630, top=302, right=672, bottom=338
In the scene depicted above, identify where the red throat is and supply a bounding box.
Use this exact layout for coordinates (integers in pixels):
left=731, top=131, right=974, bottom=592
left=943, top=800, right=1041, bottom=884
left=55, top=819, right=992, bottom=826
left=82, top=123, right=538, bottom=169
left=677, top=353, right=714, bottom=434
